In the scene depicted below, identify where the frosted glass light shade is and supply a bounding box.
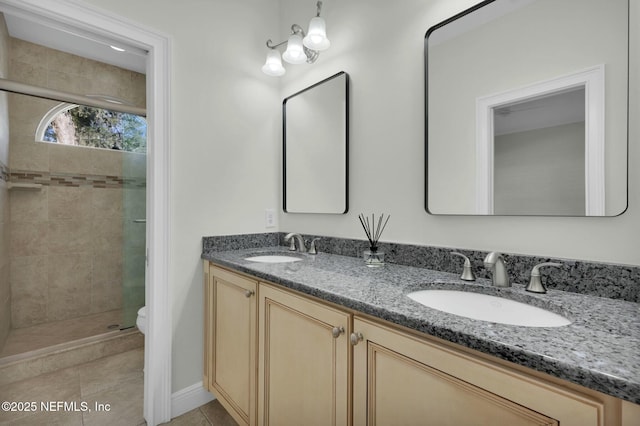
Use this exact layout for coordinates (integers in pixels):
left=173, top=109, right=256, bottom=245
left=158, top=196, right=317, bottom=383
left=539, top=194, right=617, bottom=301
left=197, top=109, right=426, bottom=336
left=262, top=49, right=286, bottom=76
left=283, top=34, right=307, bottom=64
left=303, top=17, right=330, bottom=51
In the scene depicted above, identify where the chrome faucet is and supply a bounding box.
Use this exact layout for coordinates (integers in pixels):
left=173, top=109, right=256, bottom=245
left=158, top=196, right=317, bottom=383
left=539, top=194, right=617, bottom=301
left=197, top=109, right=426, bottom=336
left=284, top=233, right=320, bottom=255
left=483, top=252, right=510, bottom=287
left=284, top=233, right=308, bottom=253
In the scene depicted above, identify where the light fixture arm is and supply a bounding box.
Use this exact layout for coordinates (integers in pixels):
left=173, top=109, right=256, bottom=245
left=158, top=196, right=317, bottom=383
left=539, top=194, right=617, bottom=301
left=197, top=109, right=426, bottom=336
left=265, top=39, right=287, bottom=50
left=316, top=1, right=323, bottom=17
left=266, top=24, right=305, bottom=49
left=291, top=24, right=306, bottom=36
left=265, top=24, right=319, bottom=64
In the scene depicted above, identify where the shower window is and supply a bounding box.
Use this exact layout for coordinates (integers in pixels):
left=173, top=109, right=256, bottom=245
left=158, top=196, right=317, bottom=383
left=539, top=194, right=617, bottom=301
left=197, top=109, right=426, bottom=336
left=37, top=102, right=147, bottom=153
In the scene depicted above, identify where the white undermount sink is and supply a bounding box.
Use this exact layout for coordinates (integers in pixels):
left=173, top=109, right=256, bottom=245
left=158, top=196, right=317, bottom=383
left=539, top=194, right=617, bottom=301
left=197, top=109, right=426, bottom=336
left=244, top=255, right=302, bottom=263
left=407, top=290, right=571, bottom=327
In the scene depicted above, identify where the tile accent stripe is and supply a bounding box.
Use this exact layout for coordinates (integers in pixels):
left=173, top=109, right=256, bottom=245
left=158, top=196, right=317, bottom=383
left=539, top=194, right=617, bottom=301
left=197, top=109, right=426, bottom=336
left=10, top=169, right=146, bottom=189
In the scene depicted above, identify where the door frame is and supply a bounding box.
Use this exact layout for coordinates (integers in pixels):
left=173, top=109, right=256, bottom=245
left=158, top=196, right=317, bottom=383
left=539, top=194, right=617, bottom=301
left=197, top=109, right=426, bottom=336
left=0, top=0, right=172, bottom=424
left=475, top=65, right=605, bottom=215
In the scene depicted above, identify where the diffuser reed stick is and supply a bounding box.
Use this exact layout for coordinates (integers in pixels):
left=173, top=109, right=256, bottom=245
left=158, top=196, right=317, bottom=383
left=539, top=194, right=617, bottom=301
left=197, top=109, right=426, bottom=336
left=358, top=213, right=390, bottom=252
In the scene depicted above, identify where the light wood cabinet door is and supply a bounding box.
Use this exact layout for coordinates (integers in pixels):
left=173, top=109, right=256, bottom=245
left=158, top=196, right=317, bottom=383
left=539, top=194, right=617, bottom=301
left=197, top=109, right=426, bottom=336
left=353, top=316, right=606, bottom=426
left=258, top=284, right=351, bottom=426
left=207, top=264, right=258, bottom=426
left=622, top=400, right=640, bottom=426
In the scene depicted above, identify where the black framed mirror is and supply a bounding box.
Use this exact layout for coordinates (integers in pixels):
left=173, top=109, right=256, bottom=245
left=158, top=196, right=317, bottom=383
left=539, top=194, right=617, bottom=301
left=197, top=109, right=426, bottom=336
left=425, top=0, right=629, bottom=216
left=283, top=71, right=349, bottom=214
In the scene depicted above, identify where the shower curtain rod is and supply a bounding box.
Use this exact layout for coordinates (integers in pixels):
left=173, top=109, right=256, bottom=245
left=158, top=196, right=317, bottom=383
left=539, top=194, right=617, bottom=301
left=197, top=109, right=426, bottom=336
left=0, top=77, right=147, bottom=117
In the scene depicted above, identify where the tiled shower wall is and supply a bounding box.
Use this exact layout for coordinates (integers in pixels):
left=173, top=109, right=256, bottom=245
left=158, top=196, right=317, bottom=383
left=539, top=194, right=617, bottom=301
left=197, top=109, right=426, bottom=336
left=8, top=153, right=146, bottom=328
left=0, top=14, right=10, bottom=350
left=7, top=38, right=146, bottom=329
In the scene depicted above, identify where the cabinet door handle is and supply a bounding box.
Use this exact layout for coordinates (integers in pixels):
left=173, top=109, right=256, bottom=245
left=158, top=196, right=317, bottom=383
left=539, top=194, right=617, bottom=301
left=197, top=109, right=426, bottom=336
left=350, top=332, right=364, bottom=346
left=331, top=326, right=345, bottom=338
left=244, top=289, right=255, bottom=298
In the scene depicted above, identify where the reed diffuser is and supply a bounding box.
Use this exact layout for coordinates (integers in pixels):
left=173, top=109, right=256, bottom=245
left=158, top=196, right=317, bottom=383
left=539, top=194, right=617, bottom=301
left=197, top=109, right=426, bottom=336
left=358, top=213, right=390, bottom=267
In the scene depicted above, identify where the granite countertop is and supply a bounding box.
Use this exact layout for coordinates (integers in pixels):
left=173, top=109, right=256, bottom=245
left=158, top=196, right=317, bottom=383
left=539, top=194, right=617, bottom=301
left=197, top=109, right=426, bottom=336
left=202, top=246, right=640, bottom=404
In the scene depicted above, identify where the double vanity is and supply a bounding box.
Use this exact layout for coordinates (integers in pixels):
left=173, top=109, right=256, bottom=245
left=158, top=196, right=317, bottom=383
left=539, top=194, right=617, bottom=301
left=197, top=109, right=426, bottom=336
left=201, top=234, right=640, bottom=426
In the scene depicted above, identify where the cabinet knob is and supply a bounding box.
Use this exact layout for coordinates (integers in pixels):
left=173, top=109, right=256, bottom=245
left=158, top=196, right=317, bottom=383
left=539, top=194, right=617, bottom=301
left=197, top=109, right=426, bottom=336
left=331, top=326, right=345, bottom=338
left=244, top=289, right=255, bottom=298
left=350, top=332, right=364, bottom=346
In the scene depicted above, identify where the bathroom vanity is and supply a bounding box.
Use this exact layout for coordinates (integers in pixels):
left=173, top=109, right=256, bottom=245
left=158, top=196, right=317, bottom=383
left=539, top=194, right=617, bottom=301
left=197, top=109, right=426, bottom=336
left=201, top=245, right=640, bottom=426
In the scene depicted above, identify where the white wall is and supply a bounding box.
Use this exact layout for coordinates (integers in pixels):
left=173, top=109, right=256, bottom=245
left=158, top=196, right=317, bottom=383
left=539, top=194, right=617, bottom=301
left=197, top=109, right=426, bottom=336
left=494, top=122, right=585, bottom=215
left=81, top=0, right=282, bottom=392
left=83, top=0, right=640, bottom=398
left=279, top=0, right=640, bottom=267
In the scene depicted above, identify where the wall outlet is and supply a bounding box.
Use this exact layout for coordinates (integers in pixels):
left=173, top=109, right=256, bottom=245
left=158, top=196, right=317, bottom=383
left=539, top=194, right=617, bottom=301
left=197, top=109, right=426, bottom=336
left=265, top=209, right=277, bottom=228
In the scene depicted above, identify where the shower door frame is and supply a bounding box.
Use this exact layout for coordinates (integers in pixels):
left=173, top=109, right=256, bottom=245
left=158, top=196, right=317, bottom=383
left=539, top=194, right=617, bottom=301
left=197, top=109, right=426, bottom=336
left=0, top=1, right=173, bottom=424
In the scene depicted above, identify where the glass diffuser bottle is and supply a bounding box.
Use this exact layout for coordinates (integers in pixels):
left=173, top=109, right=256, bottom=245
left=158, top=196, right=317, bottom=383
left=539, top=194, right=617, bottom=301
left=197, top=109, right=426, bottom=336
left=358, top=213, right=390, bottom=268
left=363, top=246, right=385, bottom=267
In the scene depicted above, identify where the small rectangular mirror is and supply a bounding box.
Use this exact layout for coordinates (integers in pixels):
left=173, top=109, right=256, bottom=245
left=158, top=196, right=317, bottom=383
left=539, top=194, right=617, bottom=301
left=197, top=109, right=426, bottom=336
left=283, top=71, right=349, bottom=214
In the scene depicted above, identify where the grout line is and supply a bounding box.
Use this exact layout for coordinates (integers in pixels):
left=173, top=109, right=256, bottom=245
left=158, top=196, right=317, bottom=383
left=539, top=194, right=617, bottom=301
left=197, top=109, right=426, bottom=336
left=197, top=406, right=215, bottom=426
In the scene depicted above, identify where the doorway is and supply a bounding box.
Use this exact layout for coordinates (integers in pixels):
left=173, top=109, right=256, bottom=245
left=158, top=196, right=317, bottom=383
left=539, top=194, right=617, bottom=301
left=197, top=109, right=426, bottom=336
left=0, top=0, right=171, bottom=424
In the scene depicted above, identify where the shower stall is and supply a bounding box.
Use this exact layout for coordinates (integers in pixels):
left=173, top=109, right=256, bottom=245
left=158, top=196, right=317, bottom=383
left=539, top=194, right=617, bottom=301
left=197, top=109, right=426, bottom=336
left=0, top=28, right=147, bottom=362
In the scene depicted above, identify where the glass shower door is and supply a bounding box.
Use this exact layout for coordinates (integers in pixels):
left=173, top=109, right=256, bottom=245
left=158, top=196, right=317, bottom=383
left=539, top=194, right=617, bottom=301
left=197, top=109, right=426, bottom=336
left=121, top=152, right=147, bottom=329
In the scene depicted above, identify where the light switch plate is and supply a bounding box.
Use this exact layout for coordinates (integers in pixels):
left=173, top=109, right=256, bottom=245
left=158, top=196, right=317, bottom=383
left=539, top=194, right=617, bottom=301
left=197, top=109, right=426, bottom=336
left=265, top=209, right=276, bottom=228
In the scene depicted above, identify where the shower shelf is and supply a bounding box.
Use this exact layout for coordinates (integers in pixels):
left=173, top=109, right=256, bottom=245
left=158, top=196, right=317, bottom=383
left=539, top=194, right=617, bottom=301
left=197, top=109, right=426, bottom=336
left=7, top=182, right=43, bottom=191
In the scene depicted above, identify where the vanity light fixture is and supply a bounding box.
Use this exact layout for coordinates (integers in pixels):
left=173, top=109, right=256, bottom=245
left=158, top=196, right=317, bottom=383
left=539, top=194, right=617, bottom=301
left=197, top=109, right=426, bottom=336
left=261, top=1, right=331, bottom=77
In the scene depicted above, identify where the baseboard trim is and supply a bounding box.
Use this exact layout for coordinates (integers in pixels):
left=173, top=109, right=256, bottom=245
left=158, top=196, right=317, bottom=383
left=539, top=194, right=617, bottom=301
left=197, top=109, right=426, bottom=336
left=171, top=381, right=215, bottom=419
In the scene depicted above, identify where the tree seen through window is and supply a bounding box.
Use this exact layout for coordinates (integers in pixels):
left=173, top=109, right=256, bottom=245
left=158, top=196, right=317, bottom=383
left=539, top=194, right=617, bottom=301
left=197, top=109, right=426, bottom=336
left=43, top=105, right=146, bottom=153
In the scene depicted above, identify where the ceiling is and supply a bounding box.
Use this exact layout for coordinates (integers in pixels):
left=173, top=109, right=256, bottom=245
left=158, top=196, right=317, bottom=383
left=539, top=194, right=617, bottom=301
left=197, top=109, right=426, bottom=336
left=494, top=87, right=585, bottom=136
left=3, top=12, right=147, bottom=74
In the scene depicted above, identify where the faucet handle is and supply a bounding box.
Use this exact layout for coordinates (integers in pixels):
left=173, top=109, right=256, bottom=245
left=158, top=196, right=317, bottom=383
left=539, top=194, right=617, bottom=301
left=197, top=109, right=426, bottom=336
left=284, top=234, right=296, bottom=251
left=526, top=262, right=562, bottom=294
left=450, top=252, right=476, bottom=281
left=308, top=238, right=320, bottom=255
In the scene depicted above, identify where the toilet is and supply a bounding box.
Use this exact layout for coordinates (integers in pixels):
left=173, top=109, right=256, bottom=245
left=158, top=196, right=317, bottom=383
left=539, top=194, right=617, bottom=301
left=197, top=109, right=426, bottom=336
left=136, top=306, right=147, bottom=335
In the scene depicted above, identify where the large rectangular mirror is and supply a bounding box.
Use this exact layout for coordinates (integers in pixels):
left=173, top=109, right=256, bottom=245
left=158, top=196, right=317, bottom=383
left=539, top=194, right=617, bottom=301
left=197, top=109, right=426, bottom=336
left=426, top=0, right=629, bottom=216
left=284, top=71, right=349, bottom=214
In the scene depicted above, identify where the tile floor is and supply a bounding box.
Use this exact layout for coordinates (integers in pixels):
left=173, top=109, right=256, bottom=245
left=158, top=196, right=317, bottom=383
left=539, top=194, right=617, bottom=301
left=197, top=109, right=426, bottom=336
left=0, top=346, right=236, bottom=425
left=164, top=401, right=237, bottom=426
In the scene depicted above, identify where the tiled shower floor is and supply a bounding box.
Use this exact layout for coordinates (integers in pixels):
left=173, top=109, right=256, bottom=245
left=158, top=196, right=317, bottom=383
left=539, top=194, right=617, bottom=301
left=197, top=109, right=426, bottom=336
left=0, top=309, right=127, bottom=358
